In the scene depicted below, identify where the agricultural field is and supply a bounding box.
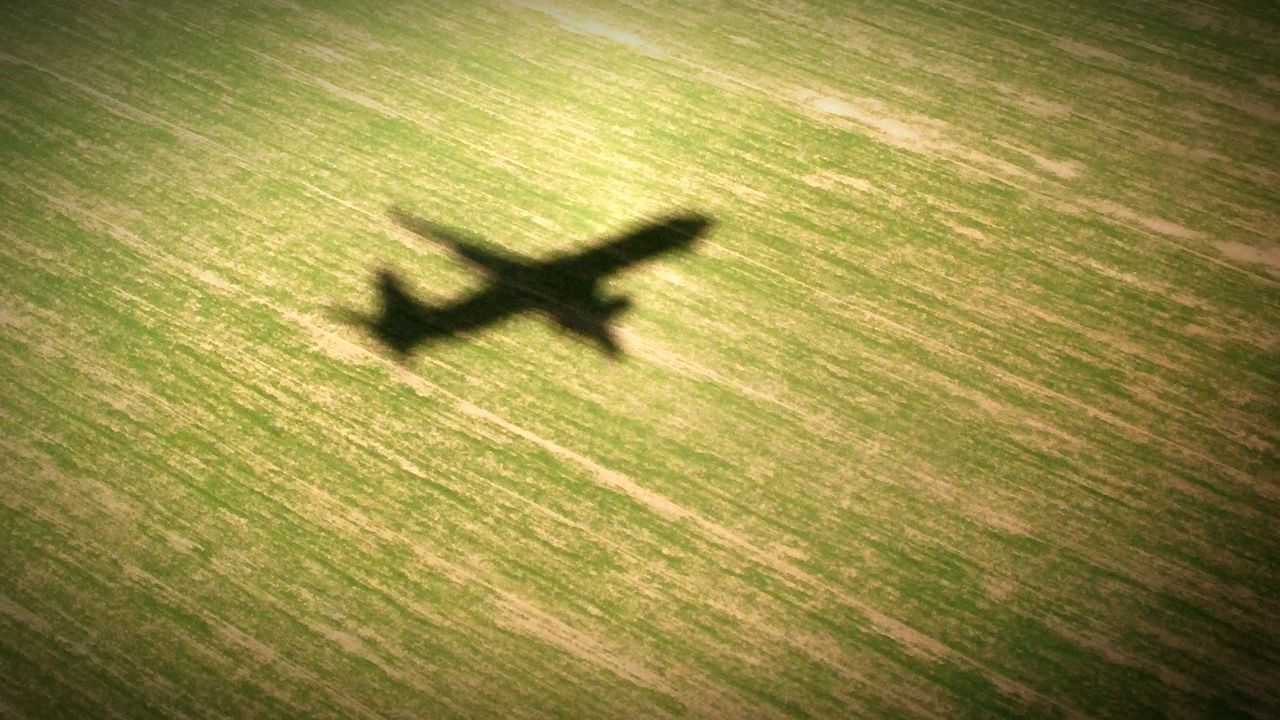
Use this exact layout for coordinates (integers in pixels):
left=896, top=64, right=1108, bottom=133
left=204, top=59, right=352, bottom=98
left=2, top=0, right=1278, bottom=717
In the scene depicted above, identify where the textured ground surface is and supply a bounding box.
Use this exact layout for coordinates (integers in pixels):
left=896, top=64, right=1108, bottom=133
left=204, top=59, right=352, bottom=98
left=2, top=0, right=1278, bottom=717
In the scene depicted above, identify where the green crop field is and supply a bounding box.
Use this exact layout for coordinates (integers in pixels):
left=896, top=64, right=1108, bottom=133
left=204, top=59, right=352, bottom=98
left=2, top=0, right=1277, bottom=717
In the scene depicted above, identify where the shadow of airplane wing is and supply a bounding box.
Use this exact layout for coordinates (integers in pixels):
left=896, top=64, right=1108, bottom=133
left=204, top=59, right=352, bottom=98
left=554, top=213, right=713, bottom=279
left=549, top=295, right=631, bottom=359
left=389, top=206, right=524, bottom=279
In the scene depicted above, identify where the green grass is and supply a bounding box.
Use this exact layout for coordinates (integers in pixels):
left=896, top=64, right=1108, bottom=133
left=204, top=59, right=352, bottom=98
left=2, top=0, right=1278, bottom=717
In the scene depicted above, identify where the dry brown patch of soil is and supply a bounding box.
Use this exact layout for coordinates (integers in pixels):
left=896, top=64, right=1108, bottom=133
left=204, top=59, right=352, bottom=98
left=1215, top=241, right=1280, bottom=276
left=799, top=169, right=877, bottom=195
left=493, top=594, right=675, bottom=701
left=1053, top=38, right=1128, bottom=65
left=994, top=140, right=1082, bottom=179
left=1085, top=199, right=1201, bottom=239
left=793, top=89, right=941, bottom=150
left=993, top=82, right=1072, bottom=118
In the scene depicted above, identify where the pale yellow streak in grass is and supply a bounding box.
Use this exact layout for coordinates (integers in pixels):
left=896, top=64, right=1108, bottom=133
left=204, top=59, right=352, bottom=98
left=682, top=0, right=1278, bottom=296
left=3, top=0, right=1278, bottom=715
left=709, top=228, right=1266, bottom=497
left=1216, top=241, right=1280, bottom=277
left=280, top=311, right=848, bottom=714
left=1050, top=37, right=1280, bottom=124
left=283, top=265, right=1065, bottom=713
left=7, top=7, right=1218, bottom=543
left=0, top=447, right=320, bottom=718
left=784, top=78, right=1277, bottom=295
left=460, top=390, right=1063, bottom=709
left=0, top=49, right=757, bottom=627
left=243, top=47, right=432, bottom=128
left=0, top=592, right=54, bottom=637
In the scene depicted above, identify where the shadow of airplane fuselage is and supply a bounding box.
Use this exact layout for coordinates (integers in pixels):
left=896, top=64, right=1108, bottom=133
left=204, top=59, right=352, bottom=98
left=334, top=208, right=713, bottom=359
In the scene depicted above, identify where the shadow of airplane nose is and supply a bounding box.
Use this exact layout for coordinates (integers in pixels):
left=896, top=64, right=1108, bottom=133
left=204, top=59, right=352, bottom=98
left=671, top=215, right=714, bottom=236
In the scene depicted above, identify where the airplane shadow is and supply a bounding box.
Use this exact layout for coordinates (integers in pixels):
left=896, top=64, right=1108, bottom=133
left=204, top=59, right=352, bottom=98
left=328, top=207, right=715, bottom=360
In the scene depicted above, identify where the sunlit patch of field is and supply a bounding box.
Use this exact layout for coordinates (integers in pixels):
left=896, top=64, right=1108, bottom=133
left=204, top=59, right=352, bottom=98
left=2, top=0, right=1277, bottom=717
